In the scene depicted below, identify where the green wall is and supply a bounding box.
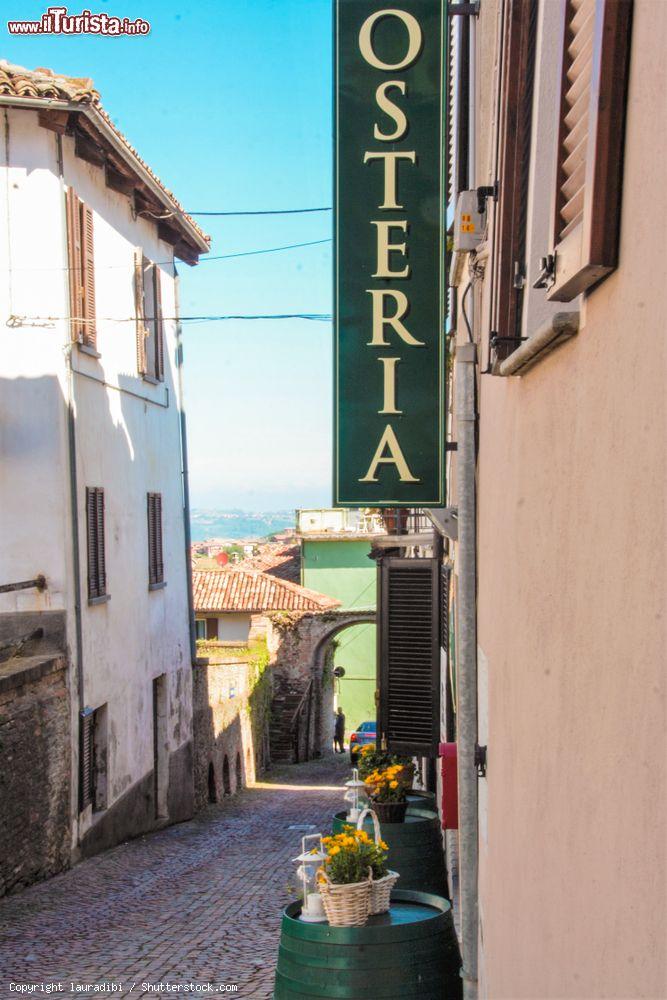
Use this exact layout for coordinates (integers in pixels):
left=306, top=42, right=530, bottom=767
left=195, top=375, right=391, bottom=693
left=302, top=539, right=376, bottom=736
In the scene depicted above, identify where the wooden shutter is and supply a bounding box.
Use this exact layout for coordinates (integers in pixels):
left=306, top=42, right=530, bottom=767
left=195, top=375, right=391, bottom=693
left=147, top=492, right=164, bottom=585
left=79, top=707, right=95, bottom=810
left=134, top=248, right=148, bottom=374
left=440, top=565, right=451, bottom=651
left=492, top=0, right=538, bottom=361
left=378, top=556, right=440, bottom=757
left=154, top=267, right=164, bottom=381
left=81, top=204, right=96, bottom=349
left=547, top=0, right=633, bottom=300
left=86, top=487, right=106, bottom=599
left=66, top=187, right=84, bottom=343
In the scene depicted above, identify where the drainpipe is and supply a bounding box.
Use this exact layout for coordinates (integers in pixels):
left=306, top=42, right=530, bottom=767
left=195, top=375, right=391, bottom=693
left=174, top=271, right=197, bottom=664
left=456, top=340, right=478, bottom=1000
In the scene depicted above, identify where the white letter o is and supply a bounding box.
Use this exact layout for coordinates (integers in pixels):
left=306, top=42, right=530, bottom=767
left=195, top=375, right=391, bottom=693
left=358, top=9, right=423, bottom=71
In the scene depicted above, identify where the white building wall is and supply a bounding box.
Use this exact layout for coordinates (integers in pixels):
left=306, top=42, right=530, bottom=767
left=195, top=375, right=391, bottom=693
left=0, top=106, right=194, bottom=851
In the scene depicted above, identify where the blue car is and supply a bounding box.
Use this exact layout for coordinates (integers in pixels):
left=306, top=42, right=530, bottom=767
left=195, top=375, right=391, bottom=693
left=349, top=721, right=377, bottom=764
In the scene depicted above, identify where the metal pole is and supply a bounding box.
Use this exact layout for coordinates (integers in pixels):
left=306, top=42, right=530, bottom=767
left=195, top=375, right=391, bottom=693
left=455, top=341, right=478, bottom=1000
left=174, top=271, right=197, bottom=665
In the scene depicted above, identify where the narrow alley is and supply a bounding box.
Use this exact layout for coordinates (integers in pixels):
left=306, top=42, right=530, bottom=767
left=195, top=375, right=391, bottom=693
left=0, top=756, right=348, bottom=999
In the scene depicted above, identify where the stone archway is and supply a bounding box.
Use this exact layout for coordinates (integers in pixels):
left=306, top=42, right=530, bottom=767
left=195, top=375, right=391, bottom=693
left=267, top=609, right=376, bottom=763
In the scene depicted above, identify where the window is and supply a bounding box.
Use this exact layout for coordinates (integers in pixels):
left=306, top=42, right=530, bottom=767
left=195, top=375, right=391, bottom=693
left=79, top=704, right=107, bottom=812
left=195, top=619, right=206, bottom=640
left=147, top=492, right=164, bottom=588
left=66, top=188, right=96, bottom=350
left=134, top=251, right=165, bottom=381
left=546, top=0, right=633, bottom=300
left=86, top=487, right=107, bottom=602
left=206, top=618, right=219, bottom=640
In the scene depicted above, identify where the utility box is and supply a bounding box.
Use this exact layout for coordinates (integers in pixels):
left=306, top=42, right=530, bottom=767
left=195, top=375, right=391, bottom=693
left=453, top=190, right=485, bottom=253
left=439, top=742, right=459, bottom=830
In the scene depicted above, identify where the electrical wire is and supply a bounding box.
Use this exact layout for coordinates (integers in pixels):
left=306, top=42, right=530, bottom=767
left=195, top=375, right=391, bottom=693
left=8, top=313, right=332, bottom=326
left=460, top=280, right=474, bottom=343
left=201, top=238, right=331, bottom=262
left=189, top=207, right=332, bottom=217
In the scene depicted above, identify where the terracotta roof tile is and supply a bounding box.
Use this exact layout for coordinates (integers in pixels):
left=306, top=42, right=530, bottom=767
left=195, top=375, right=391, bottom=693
left=243, top=543, right=301, bottom=583
left=193, top=567, right=340, bottom=614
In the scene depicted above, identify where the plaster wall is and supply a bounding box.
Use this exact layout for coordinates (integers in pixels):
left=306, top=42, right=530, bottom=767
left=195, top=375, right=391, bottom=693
left=0, top=107, right=194, bottom=859
left=473, top=4, right=667, bottom=997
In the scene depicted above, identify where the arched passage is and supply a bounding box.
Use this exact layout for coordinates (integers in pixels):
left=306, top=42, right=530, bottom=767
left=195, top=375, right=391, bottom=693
left=312, top=614, right=377, bottom=755
left=222, top=755, right=231, bottom=795
left=207, top=762, right=217, bottom=803
left=235, top=752, right=243, bottom=792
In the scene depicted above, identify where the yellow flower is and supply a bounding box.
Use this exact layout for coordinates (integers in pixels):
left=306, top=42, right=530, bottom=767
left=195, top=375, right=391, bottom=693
left=390, top=780, right=398, bottom=789
left=380, top=840, right=388, bottom=850
left=330, top=846, right=340, bottom=856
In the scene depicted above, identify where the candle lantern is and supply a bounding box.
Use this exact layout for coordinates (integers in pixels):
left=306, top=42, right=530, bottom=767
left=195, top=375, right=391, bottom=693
left=293, top=833, right=327, bottom=923
left=343, top=768, right=369, bottom=823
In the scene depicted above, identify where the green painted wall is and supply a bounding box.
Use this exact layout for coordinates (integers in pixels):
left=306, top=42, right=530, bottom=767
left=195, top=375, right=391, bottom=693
left=302, top=539, right=376, bottom=737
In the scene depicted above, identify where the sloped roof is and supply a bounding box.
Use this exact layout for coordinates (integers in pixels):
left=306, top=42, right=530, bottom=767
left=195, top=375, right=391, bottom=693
left=0, top=61, right=209, bottom=261
left=193, top=568, right=340, bottom=614
left=243, top=543, right=301, bottom=583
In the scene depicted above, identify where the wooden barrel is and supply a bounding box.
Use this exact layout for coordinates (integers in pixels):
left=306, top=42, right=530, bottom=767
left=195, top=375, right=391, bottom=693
left=407, top=789, right=438, bottom=814
left=332, top=809, right=448, bottom=898
left=274, top=889, right=462, bottom=999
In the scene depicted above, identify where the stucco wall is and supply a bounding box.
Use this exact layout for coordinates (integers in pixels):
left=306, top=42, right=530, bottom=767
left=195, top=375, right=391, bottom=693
left=473, top=3, right=667, bottom=997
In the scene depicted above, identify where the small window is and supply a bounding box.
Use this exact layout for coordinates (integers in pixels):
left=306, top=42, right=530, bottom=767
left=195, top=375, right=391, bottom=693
left=86, top=487, right=107, bottom=602
left=195, top=619, right=206, bottom=640
left=206, top=618, right=219, bottom=641
left=66, top=188, right=96, bottom=349
left=147, top=492, right=164, bottom=588
left=134, top=251, right=165, bottom=381
left=79, top=704, right=107, bottom=812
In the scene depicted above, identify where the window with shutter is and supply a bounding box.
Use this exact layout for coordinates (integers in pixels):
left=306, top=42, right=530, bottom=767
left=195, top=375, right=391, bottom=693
left=135, top=252, right=165, bottom=382
left=86, top=487, right=107, bottom=601
left=79, top=707, right=95, bottom=811
left=66, top=189, right=96, bottom=349
left=147, top=492, right=165, bottom=587
left=378, top=556, right=440, bottom=757
left=547, top=0, right=633, bottom=300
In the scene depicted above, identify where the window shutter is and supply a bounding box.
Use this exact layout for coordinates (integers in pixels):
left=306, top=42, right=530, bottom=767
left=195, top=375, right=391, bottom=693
left=81, top=204, right=96, bottom=349
left=134, top=248, right=148, bottom=374
left=154, top=267, right=165, bottom=381
left=147, top=492, right=164, bottom=585
left=547, top=0, right=633, bottom=300
left=96, top=489, right=106, bottom=596
left=147, top=493, right=156, bottom=584
left=155, top=494, right=163, bottom=582
left=86, top=487, right=106, bottom=599
left=66, top=187, right=84, bottom=343
left=79, top=707, right=95, bottom=810
left=440, top=565, right=451, bottom=651
left=378, top=556, right=440, bottom=757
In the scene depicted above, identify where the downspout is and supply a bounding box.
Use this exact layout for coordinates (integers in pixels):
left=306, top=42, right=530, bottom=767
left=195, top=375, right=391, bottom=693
left=456, top=342, right=478, bottom=1000
left=57, top=132, right=86, bottom=807
left=174, top=271, right=197, bottom=665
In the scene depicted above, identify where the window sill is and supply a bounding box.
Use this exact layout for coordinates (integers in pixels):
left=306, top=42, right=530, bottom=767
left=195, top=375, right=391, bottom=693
left=88, top=594, right=110, bottom=606
left=77, top=342, right=101, bottom=359
left=498, top=311, right=579, bottom=376
left=142, top=374, right=161, bottom=385
left=149, top=581, right=167, bottom=592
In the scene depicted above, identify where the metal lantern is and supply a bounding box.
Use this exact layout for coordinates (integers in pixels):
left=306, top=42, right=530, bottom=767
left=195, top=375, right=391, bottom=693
left=293, top=833, right=327, bottom=923
left=343, top=768, right=369, bottom=823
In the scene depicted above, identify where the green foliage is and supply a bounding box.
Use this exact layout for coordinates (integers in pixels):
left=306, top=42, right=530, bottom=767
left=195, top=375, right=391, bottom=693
left=356, top=744, right=414, bottom=780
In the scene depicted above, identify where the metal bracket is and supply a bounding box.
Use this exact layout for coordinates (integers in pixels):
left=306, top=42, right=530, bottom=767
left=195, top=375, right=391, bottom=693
left=424, top=507, right=458, bottom=542
left=474, top=744, right=487, bottom=778
left=476, top=182, right=498, bottom=216
left=448, top=2, right=480, bottom=15
left=533, top=253, right=555, bottom=290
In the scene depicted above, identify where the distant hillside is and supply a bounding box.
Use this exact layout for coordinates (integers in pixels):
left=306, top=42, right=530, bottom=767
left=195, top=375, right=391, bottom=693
left=190, top=509, right=294, bottom=542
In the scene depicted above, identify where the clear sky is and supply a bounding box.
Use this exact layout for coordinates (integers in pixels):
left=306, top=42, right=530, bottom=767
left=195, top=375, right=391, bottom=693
left=6, top=0, right=334, bottom=511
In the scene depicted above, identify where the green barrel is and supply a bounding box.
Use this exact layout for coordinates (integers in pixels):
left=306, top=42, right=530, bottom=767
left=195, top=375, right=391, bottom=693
left=332, top=810, right=448, bottom=898
left=407, top=789, right=438, bottom=815
left=274, top=889, right=462, bottom=999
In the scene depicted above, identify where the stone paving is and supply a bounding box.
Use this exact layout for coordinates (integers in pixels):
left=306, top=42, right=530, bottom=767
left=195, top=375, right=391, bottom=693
left=0, top=755, right=350, bottom=1000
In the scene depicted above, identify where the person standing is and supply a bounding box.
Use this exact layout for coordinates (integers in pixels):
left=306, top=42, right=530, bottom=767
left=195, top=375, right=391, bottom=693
left=334, top=707, right=346, bottom=754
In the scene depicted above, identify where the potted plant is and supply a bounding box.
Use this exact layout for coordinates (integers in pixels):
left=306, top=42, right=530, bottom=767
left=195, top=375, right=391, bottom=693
left=357, top=744, right=415, bottom=788
left=364, top=764, right=410, bottom=823
left=338, top=815, right=399, bottom=915
left=317, top=830, right=372, bottom=926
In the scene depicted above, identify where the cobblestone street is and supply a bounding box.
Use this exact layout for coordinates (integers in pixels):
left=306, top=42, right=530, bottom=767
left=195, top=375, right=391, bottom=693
left=0, top=755, right=349, bottom=1000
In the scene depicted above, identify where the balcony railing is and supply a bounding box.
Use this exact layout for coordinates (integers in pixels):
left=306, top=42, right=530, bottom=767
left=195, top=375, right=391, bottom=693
left=380, top=509, right=433, bottom=536
left=296, top=508, right=388, bottom=536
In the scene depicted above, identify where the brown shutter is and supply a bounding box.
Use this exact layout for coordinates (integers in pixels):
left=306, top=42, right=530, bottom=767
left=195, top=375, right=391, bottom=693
left=79, top=707, right=95, bottom=810
left=378, top=556, right=441, bottom=757
left=147, top=493, right=156, bottom=584
left=154, top=267, right=164, bottom=381
left=66, top=187, right=84, bottom=343
left=81, top=204, right=96, bottom=349
left=96, top=489, right=106, bottom=596
left=155, top=494, right=163, bottom=583
left=134, top=248, right=148, bottom=374
left=86, top=487, right=106, bottom=599
left=547, top=0, right=633, bottom=300
left=147, top=493, right=164, bottom=585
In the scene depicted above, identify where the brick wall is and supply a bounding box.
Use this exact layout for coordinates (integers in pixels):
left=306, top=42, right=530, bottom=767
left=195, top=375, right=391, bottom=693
left=0, top=654, right=72, bottom=897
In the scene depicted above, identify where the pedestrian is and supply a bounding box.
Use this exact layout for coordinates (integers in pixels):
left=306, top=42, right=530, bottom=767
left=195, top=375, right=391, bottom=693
left=334, top=706, right=345, bottom=754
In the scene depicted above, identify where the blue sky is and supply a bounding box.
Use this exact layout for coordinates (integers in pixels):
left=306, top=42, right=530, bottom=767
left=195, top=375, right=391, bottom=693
left=6, top=0, right=333, bottom=510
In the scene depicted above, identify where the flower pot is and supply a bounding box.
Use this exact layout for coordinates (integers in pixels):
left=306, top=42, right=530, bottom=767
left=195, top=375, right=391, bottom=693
left=319, top=874, right=372, bottom=927
left=369, top=870, right=399, bottom=915
left=372, top=800, right=408, bottom=824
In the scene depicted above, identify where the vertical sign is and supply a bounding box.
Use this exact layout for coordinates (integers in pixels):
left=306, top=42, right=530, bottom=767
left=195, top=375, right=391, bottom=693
left=334, top=0, right=446, bottom=507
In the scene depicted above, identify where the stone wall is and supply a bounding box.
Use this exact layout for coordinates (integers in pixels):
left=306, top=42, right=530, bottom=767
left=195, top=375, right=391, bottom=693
left=0, top=653, right=71, bottom=897
left=192, top=646, right=272, bottom=812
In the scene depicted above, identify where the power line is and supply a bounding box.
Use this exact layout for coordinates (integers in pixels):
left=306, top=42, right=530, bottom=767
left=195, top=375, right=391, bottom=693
left=201, top=238, right=331, bottom=262
left=189, top=207, right=332, bottom=217
left=9, top=313, right=332, bottom=326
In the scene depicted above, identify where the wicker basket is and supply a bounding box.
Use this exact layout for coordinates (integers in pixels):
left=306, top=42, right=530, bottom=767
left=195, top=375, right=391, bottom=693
left=356, top=808, right=400, bottom=915
left=319, top=870, right=372, bottom=927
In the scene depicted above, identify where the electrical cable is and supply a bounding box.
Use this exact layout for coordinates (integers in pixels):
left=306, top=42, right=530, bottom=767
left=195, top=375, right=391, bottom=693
left=460, top=281, right=474, bottom=343
left=8, top=313, right=332, bottom=326
left=201, top=238, right=331, bottom=262
left=188, top=207, right=332, bottom=217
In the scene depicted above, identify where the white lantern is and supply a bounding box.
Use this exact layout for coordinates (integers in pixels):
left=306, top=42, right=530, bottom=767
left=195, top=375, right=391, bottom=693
left=343, top=768, right=369, bottom=822
left=293, top=834, right=327, bottom=923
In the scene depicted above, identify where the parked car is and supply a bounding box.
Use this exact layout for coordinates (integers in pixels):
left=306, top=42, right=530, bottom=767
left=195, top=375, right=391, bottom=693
left=349, top=721, right=377, bottom=764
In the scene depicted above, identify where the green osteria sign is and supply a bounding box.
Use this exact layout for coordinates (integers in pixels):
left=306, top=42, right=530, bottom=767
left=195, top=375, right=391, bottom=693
left=334, top=0, right=446, bottom=507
